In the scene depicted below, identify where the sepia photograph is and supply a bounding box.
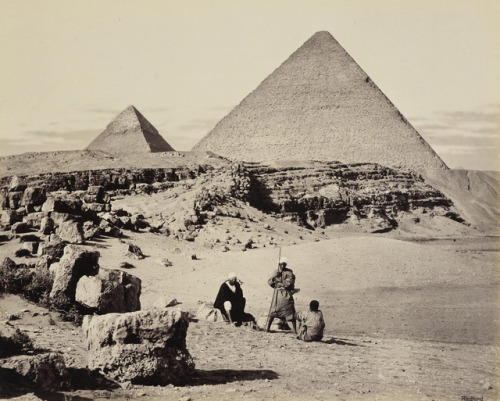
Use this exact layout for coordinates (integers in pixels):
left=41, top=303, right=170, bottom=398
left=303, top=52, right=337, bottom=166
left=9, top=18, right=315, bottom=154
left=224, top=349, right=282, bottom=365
left=0, top=1, right=498, bottom=400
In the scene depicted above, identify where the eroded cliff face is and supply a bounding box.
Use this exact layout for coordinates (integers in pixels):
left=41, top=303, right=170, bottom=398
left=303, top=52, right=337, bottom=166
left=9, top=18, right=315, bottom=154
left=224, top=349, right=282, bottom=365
left=0, top=166, right=209, bottom=194
left=244, top=162, right=457, bottom=231
left=0, top=162, right=461, bottom=237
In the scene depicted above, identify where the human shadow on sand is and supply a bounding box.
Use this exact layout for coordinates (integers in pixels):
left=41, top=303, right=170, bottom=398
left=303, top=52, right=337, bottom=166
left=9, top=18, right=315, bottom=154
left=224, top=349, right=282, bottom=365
left=180, top=369, right=279, bottom=386
left=322, top=337, right=361, bottom=347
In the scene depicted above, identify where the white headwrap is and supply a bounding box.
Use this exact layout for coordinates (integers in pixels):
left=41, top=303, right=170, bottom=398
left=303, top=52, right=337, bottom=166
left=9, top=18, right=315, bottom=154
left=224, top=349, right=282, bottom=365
left=279, top=256, right=288, bottom=265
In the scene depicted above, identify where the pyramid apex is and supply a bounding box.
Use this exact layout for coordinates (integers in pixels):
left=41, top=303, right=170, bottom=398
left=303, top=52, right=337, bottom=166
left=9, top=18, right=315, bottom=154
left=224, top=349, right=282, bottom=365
left=311, top=31, right=334, bottom=39
left=124, top=104, right=138, bottom=113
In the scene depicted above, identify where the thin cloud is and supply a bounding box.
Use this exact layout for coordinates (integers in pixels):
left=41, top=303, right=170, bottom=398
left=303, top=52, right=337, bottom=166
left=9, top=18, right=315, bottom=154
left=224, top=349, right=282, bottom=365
left=2, top=130, right=98, bottom=148
left=436, top=110, right=499, bottom=125
left=177, top=119, right=219, bottom=132
left=415, top=123, right=453, bottom=131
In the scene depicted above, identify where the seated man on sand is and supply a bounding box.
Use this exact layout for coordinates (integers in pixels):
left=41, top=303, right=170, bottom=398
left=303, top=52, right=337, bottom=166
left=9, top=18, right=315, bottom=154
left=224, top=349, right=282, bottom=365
left=296, top=300, right=325, bottom=342
left=214, top=272, right=253, bottom=326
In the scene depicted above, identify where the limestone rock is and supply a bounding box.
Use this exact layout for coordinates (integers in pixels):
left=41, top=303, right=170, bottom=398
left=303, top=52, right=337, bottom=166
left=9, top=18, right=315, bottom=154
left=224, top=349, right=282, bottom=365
left=8, top=192, right=24, bottom=210
left=22, top=242, right=39, bottom=255
left=82, top=220, right=101, bottom=239
left=41, top=195, right=82, bottom=214
left=99, top=219, right=122, bottom=237
left=0, top=352, right=70, bottom=391
left=196, top=302, right=226, bottom=323
left=9, top=176, right=26, bottom=191
left=0, top=327, right=33, bottom=357
left=38, top=239, right=66, bottom=260
left=1, top=209, right=21, bottom=225
left=35, top=255, right=52, bottom=272
left=127, top=243, right=145, bottom=259
left=23, top=212, right=47, bottom=229
left=49, top=245, right=100, bottom=305
left=56, top=220, right=84, bottom=244
left=21, top=187, right=46, bottom=209
left=153, top=296, right=179, bottom=309
left=39, top=216, right=55, bottom=235
left=11, top=222, right=30, bottom=234
left=76, top=268, right=141, bottom=314
left=83, top=185, right=105, bottom=203
left=83, top=308, right=194, bottom=384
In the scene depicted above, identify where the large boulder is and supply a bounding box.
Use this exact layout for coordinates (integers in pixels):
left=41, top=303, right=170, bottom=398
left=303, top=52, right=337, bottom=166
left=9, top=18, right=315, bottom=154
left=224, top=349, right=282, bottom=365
left=39, top=216, right=55, bottom=235
left=0, top=327, right=33, bottom=358
left=11, top=222, right=30, bottom=234
left=76, top=268, right=141, bottom=314
left=57, top=220, right=84, bottom=244
left=38, top=236, right=66, bottom=260
left=83, top=309, right=194, bottom=385
left=9, top=176, right=27, bottom=192
left=23, top=212, right=48, bottom=229
left=49, top=245, right=100, bottom=305
left=42, top=195, right=82, bottom=214
left=0, top=352, right=70, bottom=391
left=8, top=192, right=24, bottom=210
left=1, top=209, right=21, bottom=225
left=83, top=186, right=105, bottom=203
left=195, top=302, right=227, bottom=323
left=21, top=187, right=46, bottom=210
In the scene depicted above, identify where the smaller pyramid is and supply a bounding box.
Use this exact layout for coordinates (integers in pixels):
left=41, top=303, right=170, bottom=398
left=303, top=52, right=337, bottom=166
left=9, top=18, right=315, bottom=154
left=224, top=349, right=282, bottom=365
left=86, top=105, right=174, bottom=155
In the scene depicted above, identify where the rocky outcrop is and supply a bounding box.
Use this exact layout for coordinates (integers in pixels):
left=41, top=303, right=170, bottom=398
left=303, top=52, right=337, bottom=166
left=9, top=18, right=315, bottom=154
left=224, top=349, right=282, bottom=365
left=0, top=327, right=33, bottom=358
left=0, top=352, right=71, bottom=392
left=75, top=268, right=141, bottom=314
left=246, top=162, right=454, bottom=231
left=0, top=166, right=208, bottom=193
left=49, top=245, right=100, bottom=306
left=83, top=309, right=194, bottom=384
left=1, top=160, right=467, bottom=247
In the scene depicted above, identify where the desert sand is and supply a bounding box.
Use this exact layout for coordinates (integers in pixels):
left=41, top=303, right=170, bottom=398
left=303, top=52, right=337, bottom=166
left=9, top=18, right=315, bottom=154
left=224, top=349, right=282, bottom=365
left=2, top=207, right=498, bottom=400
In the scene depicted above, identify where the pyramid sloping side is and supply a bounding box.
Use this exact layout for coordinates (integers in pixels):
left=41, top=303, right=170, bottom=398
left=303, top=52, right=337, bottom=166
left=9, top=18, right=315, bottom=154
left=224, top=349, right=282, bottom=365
left=86, top=106, right=174, bottom=154
left=193, top=31, right=447, bottom=170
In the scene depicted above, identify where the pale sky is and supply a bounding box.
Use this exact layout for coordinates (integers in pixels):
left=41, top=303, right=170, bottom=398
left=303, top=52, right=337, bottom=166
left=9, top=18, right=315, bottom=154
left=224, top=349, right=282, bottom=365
left=1, top=0, right=499, bottom=170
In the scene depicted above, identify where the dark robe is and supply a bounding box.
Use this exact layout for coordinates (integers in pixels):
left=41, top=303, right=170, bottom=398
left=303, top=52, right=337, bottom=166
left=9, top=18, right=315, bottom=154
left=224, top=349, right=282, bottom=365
left=213, top=281, right=247, bottom=324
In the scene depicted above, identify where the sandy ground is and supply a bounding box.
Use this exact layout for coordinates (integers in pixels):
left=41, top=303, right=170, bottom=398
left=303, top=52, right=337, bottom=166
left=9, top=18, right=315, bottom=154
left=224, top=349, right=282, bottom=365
left=1, top=220, right=498, bottom=400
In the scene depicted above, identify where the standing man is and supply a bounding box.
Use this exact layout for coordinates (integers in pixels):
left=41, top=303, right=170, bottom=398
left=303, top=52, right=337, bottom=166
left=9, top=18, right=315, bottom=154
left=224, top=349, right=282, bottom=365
left=265, top=257, right=297, bottom=334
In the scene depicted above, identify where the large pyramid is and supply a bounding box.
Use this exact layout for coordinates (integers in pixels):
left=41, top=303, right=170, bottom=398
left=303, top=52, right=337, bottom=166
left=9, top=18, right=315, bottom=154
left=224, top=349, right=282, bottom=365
left=193, top=31, right=447, bottom=170
left=86, top=105, right=175, bottom=155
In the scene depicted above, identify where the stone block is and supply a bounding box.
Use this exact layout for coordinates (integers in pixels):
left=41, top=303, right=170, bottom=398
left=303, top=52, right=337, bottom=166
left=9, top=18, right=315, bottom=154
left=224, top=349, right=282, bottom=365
left=49, top=245, right=100, bottom=304
left=56, top=220, right=84, bottom=244
left=83, top=308, right=194, bottom=384
left=76, top=268, right=141, bottom=314
left=11, top=222, right=30, bottom=234
left=21, top=187, right=46, bottom=208
left=0, top=352, right=70, bottom=391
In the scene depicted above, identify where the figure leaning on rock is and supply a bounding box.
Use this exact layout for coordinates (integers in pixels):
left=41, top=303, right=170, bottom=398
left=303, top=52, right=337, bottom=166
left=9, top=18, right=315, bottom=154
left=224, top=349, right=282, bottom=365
left=214, top=272, right=251, bottom=326
left=265, top=257, right=297, bottom=334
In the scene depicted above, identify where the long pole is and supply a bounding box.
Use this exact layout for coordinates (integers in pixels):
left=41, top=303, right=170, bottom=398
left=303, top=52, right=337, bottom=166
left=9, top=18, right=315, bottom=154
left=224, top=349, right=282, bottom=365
left=265, top=247, right=281, bottom=332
